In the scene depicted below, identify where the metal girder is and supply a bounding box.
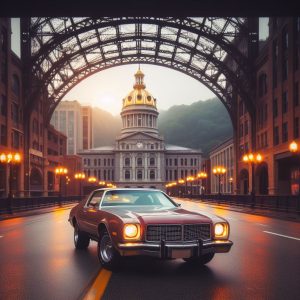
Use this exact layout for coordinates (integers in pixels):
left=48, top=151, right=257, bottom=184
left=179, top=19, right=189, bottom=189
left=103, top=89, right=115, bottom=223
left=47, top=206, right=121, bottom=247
left=25, top=17, right=254, bottom=122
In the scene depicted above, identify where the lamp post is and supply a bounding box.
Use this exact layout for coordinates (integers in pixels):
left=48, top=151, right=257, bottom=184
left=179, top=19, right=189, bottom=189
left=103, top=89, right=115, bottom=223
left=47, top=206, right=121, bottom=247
left=197, top=172, right=208, bottom=196
left=212, top=166, right=226, bottom=195
left=229, top=177, right=233, bottom=194
left=178, top=179, right=185, bottom=197
left=243, top=153, right=262, bottom=208
left=289, top=141, right=300, bottom=195
left=0, top=152, right=21, bottom=213
left=74, top=172, right=85, bottom=200
left=186, top=176, right=195, bottom=196
left=55, top=167, right=68, bottom=206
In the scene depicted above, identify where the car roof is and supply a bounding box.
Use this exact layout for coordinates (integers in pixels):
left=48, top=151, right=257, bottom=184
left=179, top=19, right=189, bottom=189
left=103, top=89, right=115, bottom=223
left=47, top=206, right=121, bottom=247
left=93, top=188, right=162, bottom=192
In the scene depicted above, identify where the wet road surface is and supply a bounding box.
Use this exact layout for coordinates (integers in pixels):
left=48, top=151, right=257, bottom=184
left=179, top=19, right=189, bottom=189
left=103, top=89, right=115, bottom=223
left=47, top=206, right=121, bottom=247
left=0, top=199, right=300, bottom=300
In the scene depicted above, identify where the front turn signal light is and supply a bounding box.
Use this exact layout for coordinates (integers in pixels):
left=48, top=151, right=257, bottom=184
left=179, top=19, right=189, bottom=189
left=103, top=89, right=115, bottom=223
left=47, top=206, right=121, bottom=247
left=123, top=224, right=141, bottom=240
left=214, top=223, right=229, bottom=239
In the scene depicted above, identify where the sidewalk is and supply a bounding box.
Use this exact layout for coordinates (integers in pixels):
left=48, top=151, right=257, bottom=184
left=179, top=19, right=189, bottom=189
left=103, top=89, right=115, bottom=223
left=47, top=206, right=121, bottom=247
left=0, top=203, right=77, bottom=221
left=183, top=198, right=300, bottom=222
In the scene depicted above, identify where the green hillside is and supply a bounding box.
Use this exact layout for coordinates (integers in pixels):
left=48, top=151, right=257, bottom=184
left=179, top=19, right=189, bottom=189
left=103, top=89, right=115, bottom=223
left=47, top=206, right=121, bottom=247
left=93, top=98, right=233, bottom=154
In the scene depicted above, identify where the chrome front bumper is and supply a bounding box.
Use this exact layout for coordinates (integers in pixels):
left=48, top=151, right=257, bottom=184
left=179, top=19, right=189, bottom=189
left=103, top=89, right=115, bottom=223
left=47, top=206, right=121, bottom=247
left=117, top=240, right=233, bottom=258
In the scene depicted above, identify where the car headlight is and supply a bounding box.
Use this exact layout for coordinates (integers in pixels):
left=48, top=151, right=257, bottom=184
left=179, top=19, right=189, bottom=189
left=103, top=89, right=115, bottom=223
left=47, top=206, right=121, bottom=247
left=123, top=224, right=141, bottom=240
left=214, top=223, right=229, bottom=239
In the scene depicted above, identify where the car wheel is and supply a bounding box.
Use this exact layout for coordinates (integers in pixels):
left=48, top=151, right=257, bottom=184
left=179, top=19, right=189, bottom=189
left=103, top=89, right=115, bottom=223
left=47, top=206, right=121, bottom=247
left=183, top=253, right=215, bottom=265
left=98, top=230, right=120, bottom=270
left=74, top=224, right=90, bottom=249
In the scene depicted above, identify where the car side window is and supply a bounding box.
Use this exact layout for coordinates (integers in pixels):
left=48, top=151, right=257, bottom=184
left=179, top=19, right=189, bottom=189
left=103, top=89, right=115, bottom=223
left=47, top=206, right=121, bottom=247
left=87, top=191, right=104, bottom=208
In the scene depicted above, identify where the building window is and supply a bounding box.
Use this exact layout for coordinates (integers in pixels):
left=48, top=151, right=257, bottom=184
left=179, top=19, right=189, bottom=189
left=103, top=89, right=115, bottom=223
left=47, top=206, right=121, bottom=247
left=107, top=159, right=110, bottom=166
left=125, top=170, right=130, bottom=180
left=138, top=114, right=142, bottom=126
left=11, top=103, right=19, bottom=124
left=272, top=40, right=278, bottom=88
left=150, top=170, right=155, bottom=180
left=107, top=170, right=110, bottom=180
left=166, top=159, right=168, bottom=166
left=282, top=122, right=288, bottom=142
left=0, top=125, right=7, bottom=145
left=181, top=170, right=184, bottom=178
left=258, top=73, right=267, bottom=97
left=282, top=91, right=288, bottom=114
left=12, top=131, right=20, bottom=149
left=184, top=158, right=187, bottom=166
left=294, top=118, right=299, bottom=139
left=190, top=158, right=193, bottom=166
left=12, top=74, right=20, bottom=97
left=137, top=157, right=142, bottom=166
left=137, top=170, right=143, bottom=180
left=150, top=157, right=155, bottom=166
left=166, top=170, right=168, bottom=180
left=112, top=170, right=114, bottom=181
left=169, top=159, right=172, bottom=166
left=1, top=95, right=7, bottom=116
left=150, top=144, right=154, bottom=149
left=273, top=98, right=278, bottom=118
left=112, top=159, right=114, bottom=166
left=87, top=159, right=90, bottom=166
left=125, top=157, right=130, bottom=166
left=169, top=170, right=172, bottom=180
left=94, top=159, right=97, bottom=166
left=174, top=158, right=178, bottom=166
left=104, top=159, right=106, bottom=166
left=282, top=57, right=288, bottom=81
left=104, top=170, right=106, bottom=180
left=98, top=159, right=101, bottom=165
left=174, top=170, right=178, bottom=180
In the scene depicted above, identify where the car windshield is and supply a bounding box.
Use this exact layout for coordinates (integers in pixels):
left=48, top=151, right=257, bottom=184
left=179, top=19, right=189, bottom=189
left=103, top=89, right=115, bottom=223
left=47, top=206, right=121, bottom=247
left=101, top=190, right=177, bottom=208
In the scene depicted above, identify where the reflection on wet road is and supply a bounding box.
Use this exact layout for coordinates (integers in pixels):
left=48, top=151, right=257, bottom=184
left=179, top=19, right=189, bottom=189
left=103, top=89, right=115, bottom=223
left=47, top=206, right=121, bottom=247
left=0, top=200, right=300, bottom=300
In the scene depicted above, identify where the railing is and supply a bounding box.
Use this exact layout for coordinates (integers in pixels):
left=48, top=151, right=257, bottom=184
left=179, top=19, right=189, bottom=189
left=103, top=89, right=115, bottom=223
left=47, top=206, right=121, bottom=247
left=0, top=195, right=84, bottom=215
left=180, top=194, right=300, bottom=213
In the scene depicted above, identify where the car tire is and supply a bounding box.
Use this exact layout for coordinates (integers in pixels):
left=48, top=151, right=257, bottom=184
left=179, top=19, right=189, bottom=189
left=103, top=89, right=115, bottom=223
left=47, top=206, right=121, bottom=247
left=74, top=224, right=90, bottom=249
left=97, top=229, right=120, bottom=270
left=183, top=253, right=215, bottom=265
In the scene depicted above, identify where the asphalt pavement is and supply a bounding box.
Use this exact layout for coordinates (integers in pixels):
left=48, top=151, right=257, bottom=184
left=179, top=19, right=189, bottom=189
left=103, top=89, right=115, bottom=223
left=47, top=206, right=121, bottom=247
left=0, top=199, right=299, bottom=300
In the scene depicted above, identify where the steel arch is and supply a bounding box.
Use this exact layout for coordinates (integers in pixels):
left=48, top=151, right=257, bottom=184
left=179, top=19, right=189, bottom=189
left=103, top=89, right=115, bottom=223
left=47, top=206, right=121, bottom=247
left=23, top=17, right=255, bottom=123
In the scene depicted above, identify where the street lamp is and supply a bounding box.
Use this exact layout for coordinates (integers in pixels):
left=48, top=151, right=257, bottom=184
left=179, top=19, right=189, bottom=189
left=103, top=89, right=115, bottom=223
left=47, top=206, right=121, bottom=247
left=289, top=141, right=298, bottom=153
left=212, top=166, right=226, bottom=195
left=186, top=176, right=195, bottom=196
left=243, top=152, right=263, bottom=208
left=74, top=172, right=85, bottom=200
left=0, top=152, right=22, bottom=213
left=178, top=179, right=185, bottom=197
left=88, top=177, right=97, bottom=183
left=55, top=167, right=68, bottom=205
left=197, top=172, right=208, bottom=195
left=229, top=177, right=233, bottom=194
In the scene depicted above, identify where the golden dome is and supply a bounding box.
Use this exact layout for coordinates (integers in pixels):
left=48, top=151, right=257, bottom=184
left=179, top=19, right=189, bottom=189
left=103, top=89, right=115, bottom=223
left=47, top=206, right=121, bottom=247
left=122, top=68, right=157, bottom=109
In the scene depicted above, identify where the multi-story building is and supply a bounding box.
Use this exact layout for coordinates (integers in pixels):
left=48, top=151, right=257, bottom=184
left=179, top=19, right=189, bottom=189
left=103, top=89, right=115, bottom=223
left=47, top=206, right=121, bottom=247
left=210, top=138, right=234, bottom=194
left=236, top=17, right=300, bottom=196
left=51, top=101, right=93, bottom=154
left=82, top=106, right=93, bottom=150
left=0, top=18, right=25, bottom=197
left=79, top=69, right=202, bottom=190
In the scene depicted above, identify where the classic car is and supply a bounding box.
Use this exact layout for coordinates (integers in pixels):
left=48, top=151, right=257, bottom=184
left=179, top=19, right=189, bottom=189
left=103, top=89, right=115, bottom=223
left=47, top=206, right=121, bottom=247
left=69, top=188, right=233, bottom=269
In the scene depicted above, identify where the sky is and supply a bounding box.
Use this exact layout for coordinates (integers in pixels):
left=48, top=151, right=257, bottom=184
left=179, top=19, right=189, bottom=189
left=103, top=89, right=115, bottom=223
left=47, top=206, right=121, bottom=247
left=11, top=18, right=269, bottom=116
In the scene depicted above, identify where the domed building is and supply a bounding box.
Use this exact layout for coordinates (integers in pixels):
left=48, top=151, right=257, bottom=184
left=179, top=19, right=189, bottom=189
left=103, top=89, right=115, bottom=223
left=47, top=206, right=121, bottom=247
left=79, top=68, right=202, bottom=190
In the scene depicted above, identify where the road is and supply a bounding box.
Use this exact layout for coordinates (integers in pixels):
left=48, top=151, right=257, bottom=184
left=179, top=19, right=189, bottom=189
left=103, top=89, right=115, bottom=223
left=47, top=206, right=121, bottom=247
left=0, top=199, right=300, bottom=300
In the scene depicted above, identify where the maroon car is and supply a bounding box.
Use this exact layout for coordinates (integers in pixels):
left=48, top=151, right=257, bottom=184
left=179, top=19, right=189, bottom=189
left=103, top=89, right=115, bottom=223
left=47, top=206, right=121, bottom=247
left=69, top=188, right=233, bottom=269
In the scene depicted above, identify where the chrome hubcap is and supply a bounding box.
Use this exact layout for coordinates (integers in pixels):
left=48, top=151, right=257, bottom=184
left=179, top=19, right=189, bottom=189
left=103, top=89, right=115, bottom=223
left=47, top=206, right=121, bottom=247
left=74, top=228, right=78, bottom=244
left=100, top=235, right=113, bottom=263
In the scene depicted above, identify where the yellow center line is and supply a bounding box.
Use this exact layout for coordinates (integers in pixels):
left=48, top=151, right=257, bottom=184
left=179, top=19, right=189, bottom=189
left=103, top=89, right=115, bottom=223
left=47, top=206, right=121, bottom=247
left=83, top=268, right=112, bottom=300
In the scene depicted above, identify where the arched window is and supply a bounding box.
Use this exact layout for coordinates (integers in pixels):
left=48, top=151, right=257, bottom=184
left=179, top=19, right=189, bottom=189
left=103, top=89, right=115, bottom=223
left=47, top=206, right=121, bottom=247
left=125, top=170, right=130, bottom=180
left=150, top=157, right=155, bottom=166
left=125, top=157, right=130, bottom=166
left=12, top=74, right=20, bottom=97
left=150, top=170, right=155, bottom=180
left=137, top=170, right=143, bottom=180
left=137, top=157, right=142, bottom=166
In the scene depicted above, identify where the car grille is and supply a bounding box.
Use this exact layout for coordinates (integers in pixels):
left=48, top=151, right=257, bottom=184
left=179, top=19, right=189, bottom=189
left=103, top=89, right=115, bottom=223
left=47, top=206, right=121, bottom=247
left=146, top=224, right=211, bottom=242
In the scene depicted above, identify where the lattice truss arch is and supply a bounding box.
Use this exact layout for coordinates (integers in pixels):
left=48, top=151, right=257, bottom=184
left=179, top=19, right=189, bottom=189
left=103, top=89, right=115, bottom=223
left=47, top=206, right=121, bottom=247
left=27, top=17, right=253, bottom=121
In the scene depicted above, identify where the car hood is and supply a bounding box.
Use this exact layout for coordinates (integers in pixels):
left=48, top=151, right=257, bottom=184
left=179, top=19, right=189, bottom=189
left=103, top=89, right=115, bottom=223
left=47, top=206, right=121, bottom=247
left=102, top=206, right=213, bottom=224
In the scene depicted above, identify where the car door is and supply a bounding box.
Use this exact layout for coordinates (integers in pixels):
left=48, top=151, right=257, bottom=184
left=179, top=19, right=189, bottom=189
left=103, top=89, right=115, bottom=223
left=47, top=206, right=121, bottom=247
left=80, top=190, right=104, bottom=237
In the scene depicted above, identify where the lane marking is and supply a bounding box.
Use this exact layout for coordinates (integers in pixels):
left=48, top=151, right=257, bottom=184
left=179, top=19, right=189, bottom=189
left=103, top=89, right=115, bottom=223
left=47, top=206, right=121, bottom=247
left=263, top=231, right=300, bottom=241
left=257, top=223, right=268, bottom=227
left=83, top=268, right=112, bottom=300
